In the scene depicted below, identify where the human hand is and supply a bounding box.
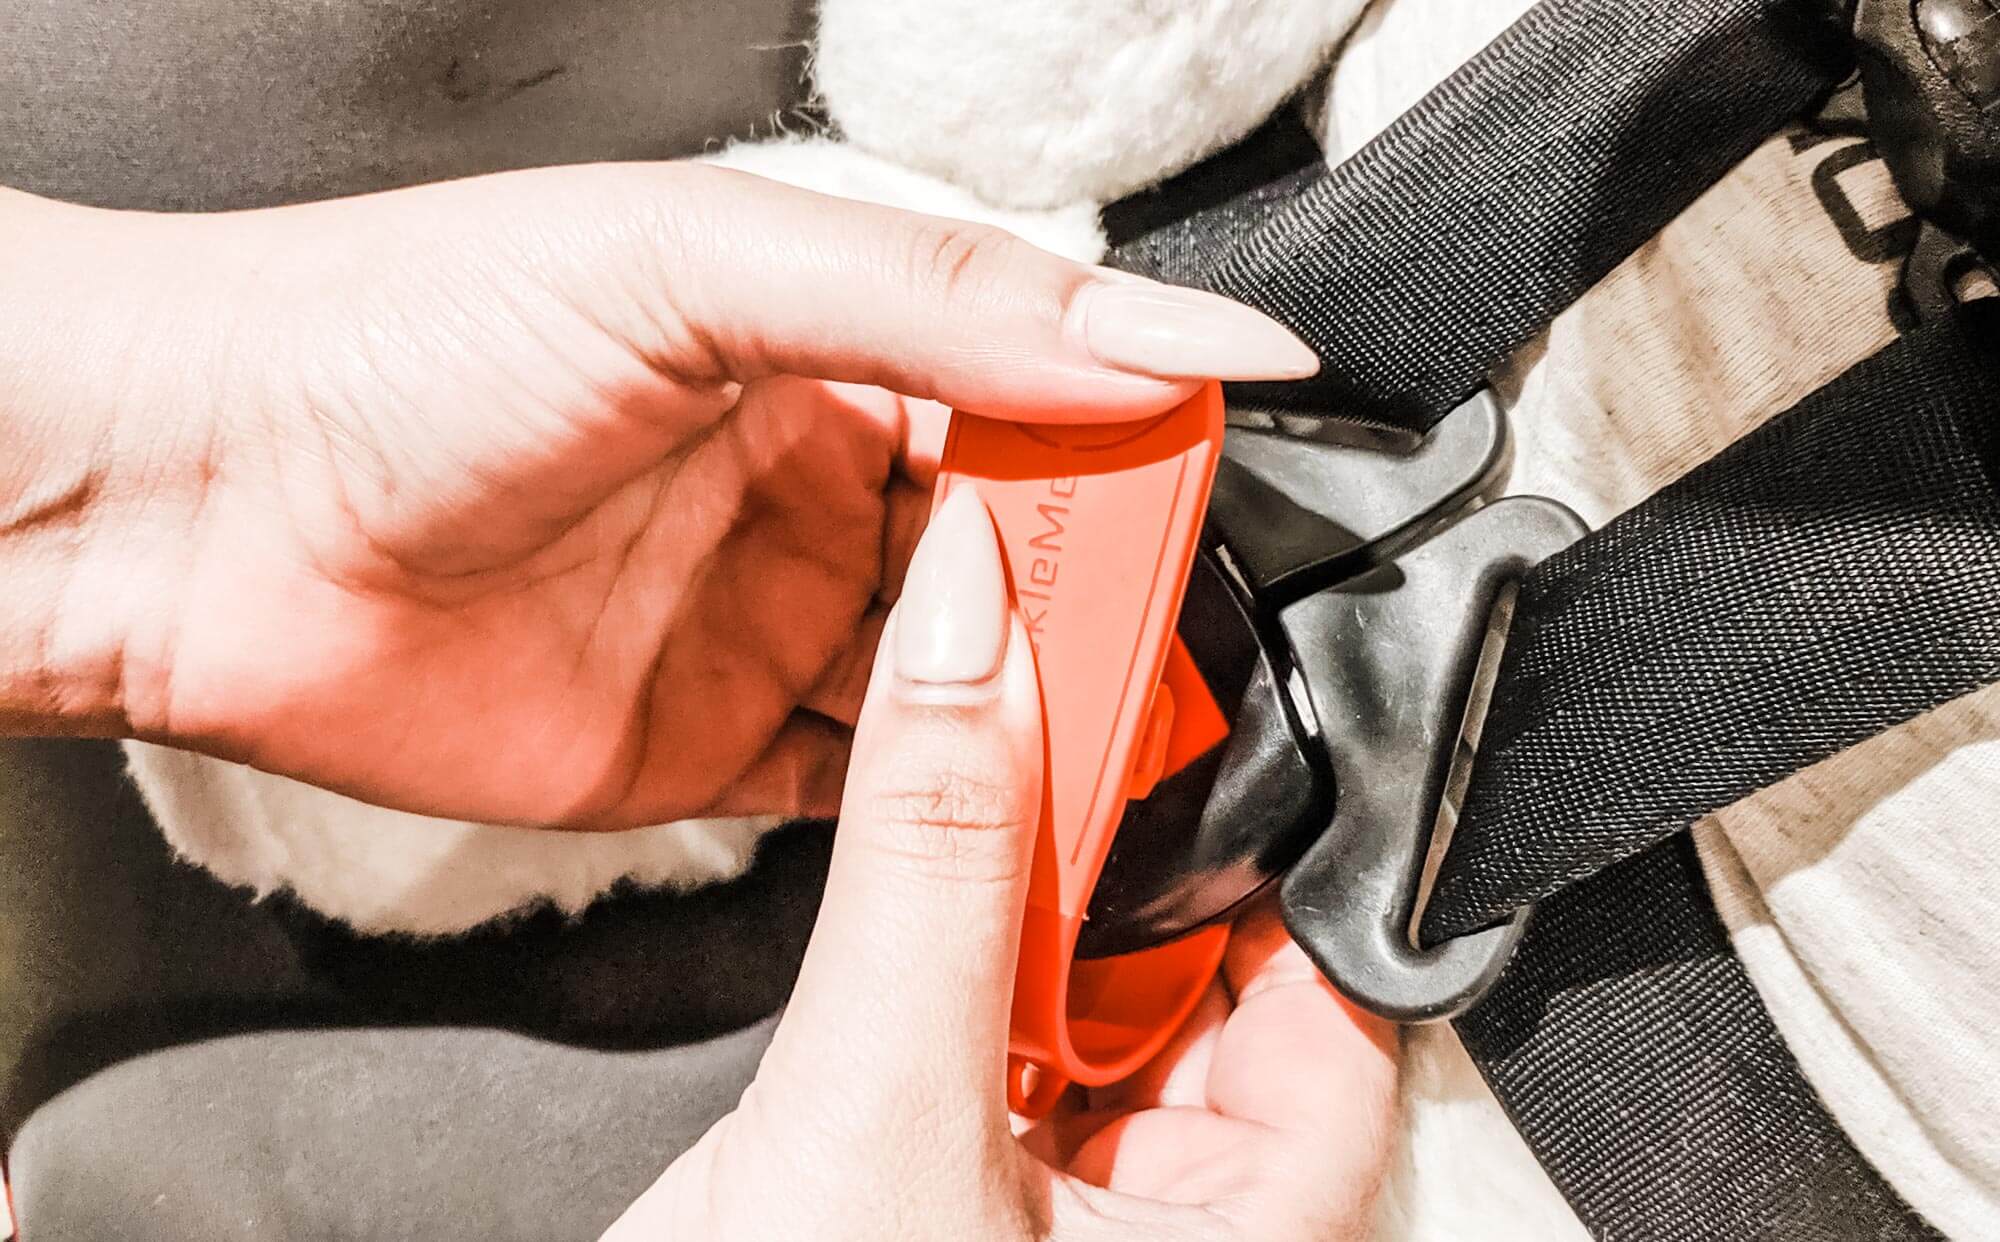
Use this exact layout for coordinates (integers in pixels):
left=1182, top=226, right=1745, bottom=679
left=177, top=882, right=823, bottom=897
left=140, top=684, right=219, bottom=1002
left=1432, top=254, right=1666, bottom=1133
left=0, top=169, right=1315, bottom=828
left=602, top=487, right=1399, bottom=1242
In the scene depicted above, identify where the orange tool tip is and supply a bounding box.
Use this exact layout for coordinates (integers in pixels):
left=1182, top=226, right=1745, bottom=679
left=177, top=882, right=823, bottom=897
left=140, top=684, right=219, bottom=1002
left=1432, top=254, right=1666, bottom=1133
left=931, top=381, right=1229, bottom=1119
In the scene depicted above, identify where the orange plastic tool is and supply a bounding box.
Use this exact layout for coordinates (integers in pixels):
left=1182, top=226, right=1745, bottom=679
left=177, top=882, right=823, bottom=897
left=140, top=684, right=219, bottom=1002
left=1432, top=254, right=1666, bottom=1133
left=931, top=380, right=1229, bottom=1118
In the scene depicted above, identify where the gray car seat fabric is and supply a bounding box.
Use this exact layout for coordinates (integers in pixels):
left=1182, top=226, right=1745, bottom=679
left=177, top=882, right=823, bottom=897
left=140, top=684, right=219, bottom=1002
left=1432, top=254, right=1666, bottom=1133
left=9, top=1018, right=783, bottom=1241
left=0, top=0, right=813, bottom=211
left=1, top=739, right=829, bottom=1239
left=1, top=1, right=825, bottom=1235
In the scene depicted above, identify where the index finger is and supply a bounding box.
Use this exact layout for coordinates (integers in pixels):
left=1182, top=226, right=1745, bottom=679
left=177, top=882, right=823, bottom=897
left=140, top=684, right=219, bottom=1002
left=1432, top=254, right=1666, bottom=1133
left=629, top=166, right=1322, bottom=422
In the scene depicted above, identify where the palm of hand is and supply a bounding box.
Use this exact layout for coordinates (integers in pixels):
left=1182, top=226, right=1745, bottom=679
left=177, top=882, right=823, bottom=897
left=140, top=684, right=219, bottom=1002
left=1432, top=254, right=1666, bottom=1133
left=150, top=251, right=936, bottom=827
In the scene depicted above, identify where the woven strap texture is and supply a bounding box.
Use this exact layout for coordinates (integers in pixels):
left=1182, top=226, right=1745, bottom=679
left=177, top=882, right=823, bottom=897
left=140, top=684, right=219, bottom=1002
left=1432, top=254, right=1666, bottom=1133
left=1113, top=0, right=1851, bottom=432
left=1426, top=302, right=2000, bottom=943
left=1442, top=305, right=2000, bottom=1240
left=1458, top=834, right=1946, bottom=1240
left=1101, top=0, right=1977, bottom=1236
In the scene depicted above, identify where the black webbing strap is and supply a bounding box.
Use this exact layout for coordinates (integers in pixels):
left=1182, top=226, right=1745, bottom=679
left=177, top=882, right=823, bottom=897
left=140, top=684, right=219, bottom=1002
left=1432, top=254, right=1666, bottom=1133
left=1457, top=834, right=1946, bottom=1240
left=1432, top=307, right=2000, bottom=1239
left=1111, top=0, right=1851, bottom=433
left=1414, top=299, right=2000, bottom=1242
left=1425, top=301, right=2000, bottom=944
left=1104, top=107, right=1327, bottom=287
left=1432, top=308, right=2000, bottom=1240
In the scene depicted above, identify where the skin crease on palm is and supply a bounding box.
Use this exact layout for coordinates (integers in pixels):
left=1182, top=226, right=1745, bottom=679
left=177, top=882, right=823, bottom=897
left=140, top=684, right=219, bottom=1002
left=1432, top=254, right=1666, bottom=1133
left=0, top=161, right=1395, bottom=1238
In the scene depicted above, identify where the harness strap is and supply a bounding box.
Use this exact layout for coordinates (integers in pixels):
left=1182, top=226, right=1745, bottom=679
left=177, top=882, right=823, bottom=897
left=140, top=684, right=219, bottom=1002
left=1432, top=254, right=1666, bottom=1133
left=1447, top=306, right=2000, bottom=1239
left=1104, top=107, right=1326, bottom=286
left=1426, top=302, right=2000, bottom=943
left=1113, top=0, right=1852, bottom=434
left=1101, top=1, right=1991, bottom=1236
left=1460, top=833, right=1945, bottom=1240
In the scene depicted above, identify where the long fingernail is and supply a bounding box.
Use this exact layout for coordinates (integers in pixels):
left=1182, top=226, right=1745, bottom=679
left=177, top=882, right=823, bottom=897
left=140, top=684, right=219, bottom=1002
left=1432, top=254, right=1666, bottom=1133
left=895, top=485, right=1009, bottom=685
left=1075, top=278, right=1321, bottom=381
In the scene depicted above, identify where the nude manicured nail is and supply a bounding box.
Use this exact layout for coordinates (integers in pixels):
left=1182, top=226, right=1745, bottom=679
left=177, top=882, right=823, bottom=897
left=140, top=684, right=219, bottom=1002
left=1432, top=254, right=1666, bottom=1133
left=895, top=486, right=1009, bottom=686
left=1075, top=279, right=1321, bottom=381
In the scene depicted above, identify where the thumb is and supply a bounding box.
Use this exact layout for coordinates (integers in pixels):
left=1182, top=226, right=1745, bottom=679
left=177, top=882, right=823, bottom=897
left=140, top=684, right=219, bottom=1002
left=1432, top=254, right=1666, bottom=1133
left=641, top=165, right=1320, bottom=421
left=759, top=484, right=1042, bottom=1131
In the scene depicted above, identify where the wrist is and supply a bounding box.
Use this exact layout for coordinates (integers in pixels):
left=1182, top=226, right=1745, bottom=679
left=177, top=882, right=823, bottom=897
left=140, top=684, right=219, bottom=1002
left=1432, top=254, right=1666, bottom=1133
left=0, top=189, right=233, bottom=738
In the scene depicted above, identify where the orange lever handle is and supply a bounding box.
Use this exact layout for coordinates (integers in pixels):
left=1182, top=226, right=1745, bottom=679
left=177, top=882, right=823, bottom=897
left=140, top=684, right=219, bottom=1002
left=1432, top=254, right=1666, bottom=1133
left=931, top=382, right=1228, bottom=1117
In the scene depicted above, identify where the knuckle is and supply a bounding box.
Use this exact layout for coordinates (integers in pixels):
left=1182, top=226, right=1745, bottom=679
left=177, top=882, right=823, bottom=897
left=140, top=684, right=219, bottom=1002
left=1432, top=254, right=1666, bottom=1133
left=906, top=220, right=1025, bottom=304
left=865, top=768, right=1033, bottom=880
left=872, top=769, right=1025, bottom=837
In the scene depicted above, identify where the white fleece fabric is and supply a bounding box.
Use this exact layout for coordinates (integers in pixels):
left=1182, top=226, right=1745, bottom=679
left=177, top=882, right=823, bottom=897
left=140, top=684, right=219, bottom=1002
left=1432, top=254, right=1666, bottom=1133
left=812, top=0, right=1364, bottom=209
left=703, top=136, right=1106, bottom=258
left=124, top=743, right=781, bottom=938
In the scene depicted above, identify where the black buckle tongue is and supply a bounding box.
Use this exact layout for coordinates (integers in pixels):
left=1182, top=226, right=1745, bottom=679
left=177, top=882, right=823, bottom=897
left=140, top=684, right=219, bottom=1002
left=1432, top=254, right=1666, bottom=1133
left=1233, top=394, right=1582, bottom=1022
left=1072, top=392, right=1504, bottom=956
left=1080, top=391, right=1584, bottom=1024
left=1079, top=393, right=1507, bottom=959
left=1213, top=393, right=1510, bottom=601
left=1275, top=492, right=1583, bottom=1022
